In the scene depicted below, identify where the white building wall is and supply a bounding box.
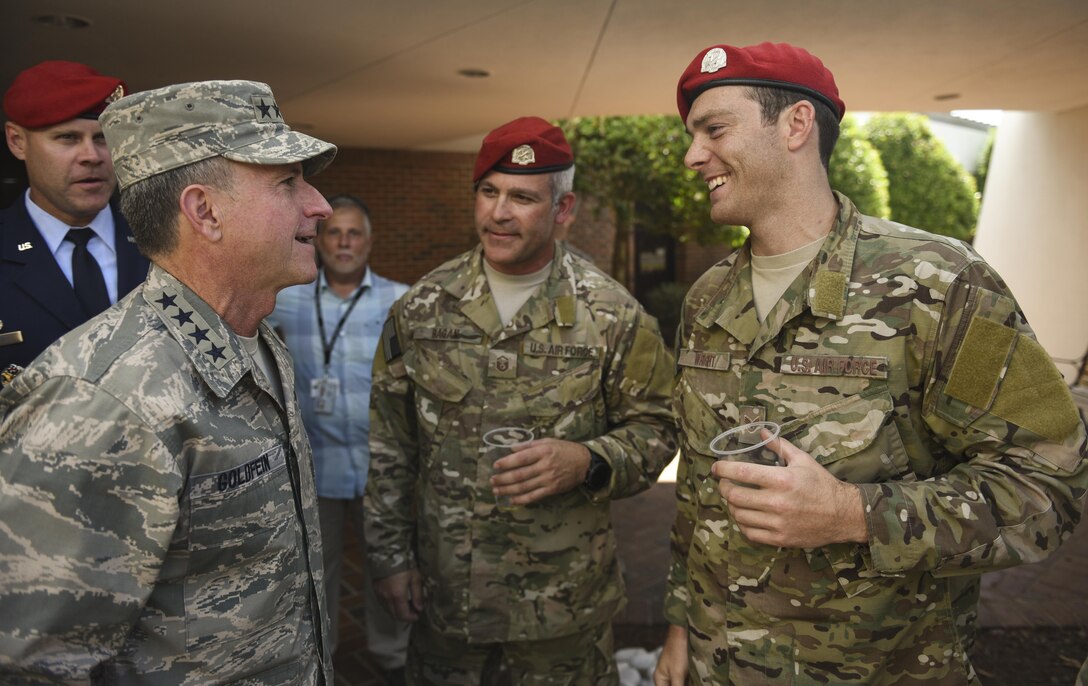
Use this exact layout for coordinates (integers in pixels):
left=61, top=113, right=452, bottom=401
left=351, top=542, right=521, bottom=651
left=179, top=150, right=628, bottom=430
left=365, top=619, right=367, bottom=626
left=973, top=107, right=1088, bottom=382
left=927, top=115, right=991, bottom=173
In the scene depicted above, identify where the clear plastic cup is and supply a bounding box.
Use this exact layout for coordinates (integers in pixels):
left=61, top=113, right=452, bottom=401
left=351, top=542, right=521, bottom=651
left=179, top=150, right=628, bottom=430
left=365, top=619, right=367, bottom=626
left=709, top=420, right=782, bottom=583
left=482, top=427, right=534, bottom=509
left=709, top=421, right=781, bottom=466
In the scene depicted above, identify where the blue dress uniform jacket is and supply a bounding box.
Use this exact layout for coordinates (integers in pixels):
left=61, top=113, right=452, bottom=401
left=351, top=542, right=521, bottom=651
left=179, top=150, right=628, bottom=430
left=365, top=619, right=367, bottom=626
left=0, top=199, right=149, bottom=368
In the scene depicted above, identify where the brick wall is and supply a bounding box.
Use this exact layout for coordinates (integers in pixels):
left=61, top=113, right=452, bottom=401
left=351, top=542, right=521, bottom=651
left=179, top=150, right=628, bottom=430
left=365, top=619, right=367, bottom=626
left=675, top=241, right=734, bottom=285
left=561, top=195, right=616, bottom=273
left=312, top=147, right=478, bottom=285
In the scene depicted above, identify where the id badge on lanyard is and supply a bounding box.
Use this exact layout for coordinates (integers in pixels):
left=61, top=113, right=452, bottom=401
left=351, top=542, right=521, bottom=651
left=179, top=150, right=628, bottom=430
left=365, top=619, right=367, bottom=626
left=313, top=277, right=365, bottom=415
left=312, top=376, right=340, bottom=414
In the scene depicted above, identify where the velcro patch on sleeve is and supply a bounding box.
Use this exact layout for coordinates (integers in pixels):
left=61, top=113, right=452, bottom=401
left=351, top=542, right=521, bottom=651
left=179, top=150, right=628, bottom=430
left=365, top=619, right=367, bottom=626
left=945, top=315, right=1016, bottom=410
left=381, top=316, right=402, bottom=362
left=989, top=334, right=1081, bottom=442
left=620, top=322, right=661, bottom=394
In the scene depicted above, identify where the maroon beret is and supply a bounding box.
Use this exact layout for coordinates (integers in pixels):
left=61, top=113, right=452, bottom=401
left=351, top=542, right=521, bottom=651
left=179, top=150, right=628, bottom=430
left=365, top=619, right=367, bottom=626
left=4, top=60, right=126, bottom=129
left=677, top=42, right=844, bottom=122
left=473, top=116, right=574, bottom=183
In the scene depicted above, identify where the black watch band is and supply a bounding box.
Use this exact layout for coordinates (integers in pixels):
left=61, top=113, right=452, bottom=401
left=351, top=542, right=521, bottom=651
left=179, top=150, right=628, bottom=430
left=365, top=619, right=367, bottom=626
left=583, top=451, right=612, bottom=491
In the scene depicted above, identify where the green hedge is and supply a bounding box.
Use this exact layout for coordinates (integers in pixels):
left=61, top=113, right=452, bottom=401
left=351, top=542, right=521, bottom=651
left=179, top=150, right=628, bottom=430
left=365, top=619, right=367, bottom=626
left=829, top=115, right=890, bottom=219
left=975, top=127, right=996, bottom=198
left=863, top=113, right=979, bottom=241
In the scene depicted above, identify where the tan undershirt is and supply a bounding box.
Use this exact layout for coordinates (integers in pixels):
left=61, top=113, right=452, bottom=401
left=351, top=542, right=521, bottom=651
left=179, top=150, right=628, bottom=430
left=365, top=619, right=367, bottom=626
left=483, top=260, right=551, bottom=326
left=239, top=332, right=285, bottom=405
left=750, top=236, right=826, bottom=322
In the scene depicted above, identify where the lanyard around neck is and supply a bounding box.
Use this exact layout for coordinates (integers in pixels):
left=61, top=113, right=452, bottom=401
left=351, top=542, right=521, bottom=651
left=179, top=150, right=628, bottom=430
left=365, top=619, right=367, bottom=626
left=315, top=277, right=367, bottom=370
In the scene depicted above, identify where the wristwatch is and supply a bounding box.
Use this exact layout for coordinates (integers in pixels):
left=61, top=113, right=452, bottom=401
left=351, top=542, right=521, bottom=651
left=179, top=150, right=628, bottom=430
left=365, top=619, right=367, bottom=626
left=583, top=451, right=612, bottom=492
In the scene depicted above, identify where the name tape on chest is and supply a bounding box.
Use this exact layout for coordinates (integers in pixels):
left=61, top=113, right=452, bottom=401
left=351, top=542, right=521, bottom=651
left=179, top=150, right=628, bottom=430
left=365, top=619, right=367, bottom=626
left=189, top=447, right=287, bottom=499
left=780, top=354, right=889, bottom=379
left=413, top=327, right=483, bottom=343
left=678, top=349, right=732, bottom=371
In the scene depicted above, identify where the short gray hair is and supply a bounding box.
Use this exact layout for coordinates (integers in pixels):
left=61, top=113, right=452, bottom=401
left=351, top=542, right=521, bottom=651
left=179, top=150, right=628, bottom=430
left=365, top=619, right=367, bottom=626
left=324, top=193, right=372, bottom=236
left=119, top=157, right=234, bottom=257
left=550, top=165, right=575, bottom=207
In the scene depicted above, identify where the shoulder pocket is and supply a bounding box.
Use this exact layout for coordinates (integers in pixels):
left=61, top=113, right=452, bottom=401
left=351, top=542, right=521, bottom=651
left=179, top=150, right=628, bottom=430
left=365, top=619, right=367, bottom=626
left=618, top=318, right=665, bottom=396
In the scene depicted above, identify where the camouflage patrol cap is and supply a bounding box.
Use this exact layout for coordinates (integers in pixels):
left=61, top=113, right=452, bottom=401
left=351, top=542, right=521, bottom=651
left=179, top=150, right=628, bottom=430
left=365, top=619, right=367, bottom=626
left=100, top=80, right=337, bottom=190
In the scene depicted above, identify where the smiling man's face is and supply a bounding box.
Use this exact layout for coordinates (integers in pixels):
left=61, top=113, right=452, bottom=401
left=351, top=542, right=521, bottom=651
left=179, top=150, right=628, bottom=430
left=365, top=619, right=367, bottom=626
left=474, top=170, right=575, bottom=275
left=6, top=118, right=117, bottom=226
left=683, top=85, right=787, bottom=229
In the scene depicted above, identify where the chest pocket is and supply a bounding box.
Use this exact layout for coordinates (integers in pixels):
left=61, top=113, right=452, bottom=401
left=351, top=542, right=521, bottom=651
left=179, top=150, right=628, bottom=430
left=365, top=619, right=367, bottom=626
left=780, top=384, right=914, bottom=485
left=403, top=343, right=472, bottom=439
left=184, top=444, right=301, bottom=651
left=521, top=360, right=603, bottom=440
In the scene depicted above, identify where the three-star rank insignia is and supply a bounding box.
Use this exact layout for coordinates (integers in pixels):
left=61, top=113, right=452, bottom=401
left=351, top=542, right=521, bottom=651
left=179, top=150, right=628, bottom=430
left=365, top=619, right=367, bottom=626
left=511, top=144, right=535, bottom=166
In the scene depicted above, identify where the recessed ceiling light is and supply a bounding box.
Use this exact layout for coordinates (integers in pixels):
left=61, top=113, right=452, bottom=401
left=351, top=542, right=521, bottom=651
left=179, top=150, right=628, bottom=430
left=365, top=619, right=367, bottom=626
left=32, top=14, right=91, bottom=29
left=934, top=93, right=961, bottom=101
left=457, top=68, right=491, bottom=79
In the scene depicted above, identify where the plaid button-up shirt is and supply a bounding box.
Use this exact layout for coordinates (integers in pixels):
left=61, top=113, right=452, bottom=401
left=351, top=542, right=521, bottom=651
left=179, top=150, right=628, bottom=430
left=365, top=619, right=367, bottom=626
left=270, top=268, right=408, bottom=498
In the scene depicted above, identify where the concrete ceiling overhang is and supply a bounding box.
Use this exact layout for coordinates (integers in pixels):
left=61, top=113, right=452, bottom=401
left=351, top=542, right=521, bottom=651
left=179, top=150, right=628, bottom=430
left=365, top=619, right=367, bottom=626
left=3, top=0, right=1086, bottom=152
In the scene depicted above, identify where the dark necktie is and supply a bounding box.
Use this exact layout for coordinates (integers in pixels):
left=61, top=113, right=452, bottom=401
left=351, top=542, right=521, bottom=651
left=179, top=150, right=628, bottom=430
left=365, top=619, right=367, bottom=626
left=66, top=228, right=111, bottom=317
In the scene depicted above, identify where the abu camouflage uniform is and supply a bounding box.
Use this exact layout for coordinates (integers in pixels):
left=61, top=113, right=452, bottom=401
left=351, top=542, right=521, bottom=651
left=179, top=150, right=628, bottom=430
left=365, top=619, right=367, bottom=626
left=0, top=265, right=331, bottom=685
left=365, top=242, right=676, bottom=645
left=666, top=193, right=1087, bottom=685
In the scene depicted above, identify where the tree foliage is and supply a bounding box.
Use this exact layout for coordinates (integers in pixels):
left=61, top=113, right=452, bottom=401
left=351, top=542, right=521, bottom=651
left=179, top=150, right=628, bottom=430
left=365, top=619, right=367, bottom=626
left=559, top=115, right=744, bottom=283
left=863, top=113, right=979, bottom=241
left=974, top=127, right=996, bottom=199
left=829, top=115, right=890, bottom=219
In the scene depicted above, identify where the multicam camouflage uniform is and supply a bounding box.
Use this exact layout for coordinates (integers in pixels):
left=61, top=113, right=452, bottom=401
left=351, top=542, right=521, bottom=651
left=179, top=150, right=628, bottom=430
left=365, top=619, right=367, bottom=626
left=0, top=265, right=331, bottom=685
left=365, top=242, right=676, bottom=647
left=666, top=192, right=1087, bottom=685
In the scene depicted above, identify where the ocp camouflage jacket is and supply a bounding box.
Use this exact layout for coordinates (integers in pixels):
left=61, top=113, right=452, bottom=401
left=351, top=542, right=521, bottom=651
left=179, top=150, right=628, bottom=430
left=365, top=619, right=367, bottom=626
left=666, top=193, right=1087, bottom=685
left=365, top=243, right=677, bottom=643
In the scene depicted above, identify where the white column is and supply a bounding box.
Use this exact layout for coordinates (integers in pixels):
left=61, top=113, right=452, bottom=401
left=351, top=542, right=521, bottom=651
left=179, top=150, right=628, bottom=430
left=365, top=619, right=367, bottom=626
left=973, top=107, right=1088, bottom=383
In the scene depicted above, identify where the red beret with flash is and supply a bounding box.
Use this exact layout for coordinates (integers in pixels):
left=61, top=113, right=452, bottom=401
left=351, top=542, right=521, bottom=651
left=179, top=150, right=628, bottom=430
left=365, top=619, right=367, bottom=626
left=677, top=42, right=844, bottom=122
left=4, top=60, right=126, bottom=129
left=473, top=116, right=574, bottom=183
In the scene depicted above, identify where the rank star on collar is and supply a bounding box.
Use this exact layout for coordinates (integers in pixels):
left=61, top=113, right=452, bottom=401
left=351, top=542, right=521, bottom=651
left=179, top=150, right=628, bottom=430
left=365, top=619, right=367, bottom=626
left=207, top=344, right=227, bottom=362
